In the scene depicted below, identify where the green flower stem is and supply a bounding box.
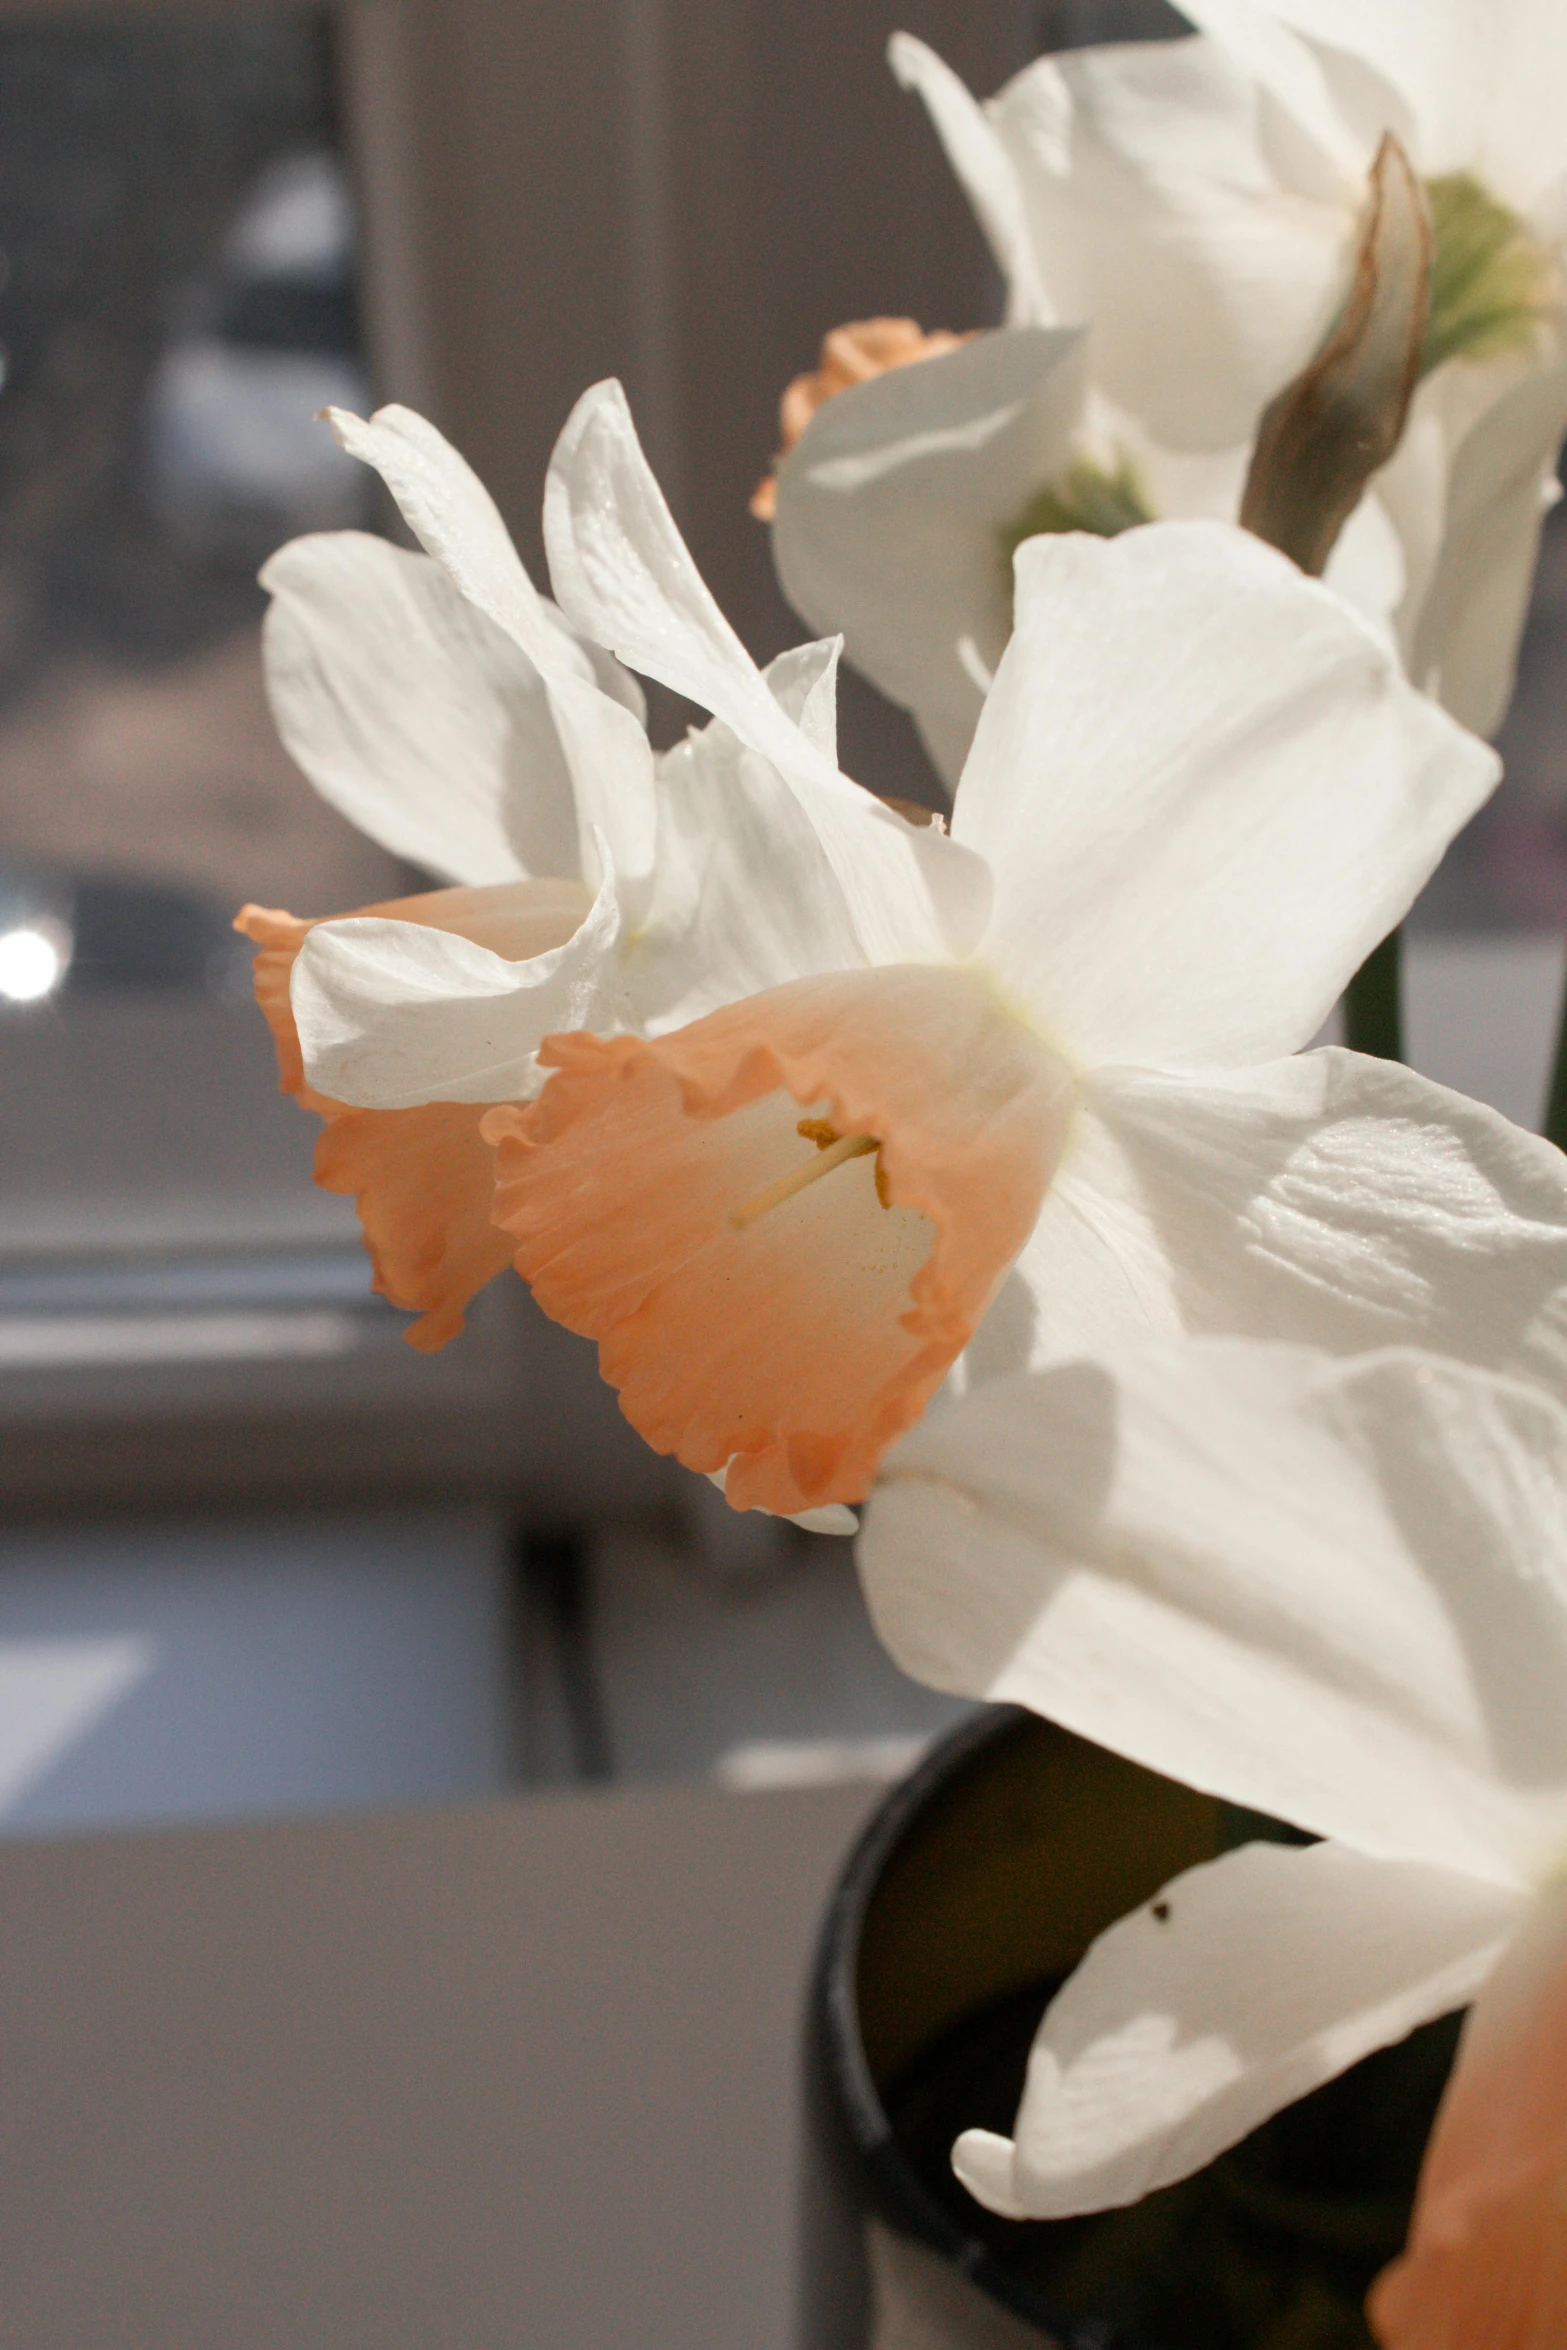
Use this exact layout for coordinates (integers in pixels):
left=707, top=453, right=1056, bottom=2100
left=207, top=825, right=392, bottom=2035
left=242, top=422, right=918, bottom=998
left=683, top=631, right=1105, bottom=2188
left=1343, top=929, right=1403, bottom=1062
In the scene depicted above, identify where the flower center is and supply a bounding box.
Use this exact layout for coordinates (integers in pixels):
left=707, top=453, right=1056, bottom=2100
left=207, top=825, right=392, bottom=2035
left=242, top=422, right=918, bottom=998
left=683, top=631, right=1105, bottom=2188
left=728, top=1118, right=888, bottom=1231
left=1422, top=172, right=1556, bottom=375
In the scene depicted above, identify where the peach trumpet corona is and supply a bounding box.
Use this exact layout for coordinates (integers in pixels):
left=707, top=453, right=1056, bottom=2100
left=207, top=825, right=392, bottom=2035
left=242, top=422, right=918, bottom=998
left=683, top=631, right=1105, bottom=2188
left=483, top=965, right=1075, bottom=1515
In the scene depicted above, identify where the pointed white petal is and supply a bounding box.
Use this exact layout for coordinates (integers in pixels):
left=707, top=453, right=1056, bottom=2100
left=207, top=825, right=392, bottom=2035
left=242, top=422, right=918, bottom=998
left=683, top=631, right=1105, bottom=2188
left=326, top=402, right=556, bottom=660
left=956, top=1841, right=1518, bottom=2219
left=989, top=37, right=1353, bottom=450
left=762, top=636, right=840, bottom=763
left=771, top=327, right=1088, bottom=792
left=261, top=532, right=573, bottom=886
left=863, top=1338, right=1567, bottom=1882
left=886, top=33, right=1053, bottom=324
left=957, top=524, right=1498, bottom=1066
left=948, top=2128, right=1028, bottom=2220
left=544, top=378, right=993, bottom=965
left=292, top=859, right=628, bottom=1109
left=1010, top=1048, right=1567, bottom=1396
left=326, top=405, right=658, bottom=898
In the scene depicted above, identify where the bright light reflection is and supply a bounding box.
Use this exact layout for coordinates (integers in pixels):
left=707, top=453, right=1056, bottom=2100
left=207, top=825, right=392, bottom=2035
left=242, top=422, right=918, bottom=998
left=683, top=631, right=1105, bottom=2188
left=0, top=924, right=65, bottom=1004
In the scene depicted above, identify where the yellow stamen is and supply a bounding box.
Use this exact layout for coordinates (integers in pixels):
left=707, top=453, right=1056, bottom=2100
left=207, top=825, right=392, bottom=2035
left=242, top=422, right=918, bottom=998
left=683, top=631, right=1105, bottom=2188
left=729, top=1127, right=880, bottom=1231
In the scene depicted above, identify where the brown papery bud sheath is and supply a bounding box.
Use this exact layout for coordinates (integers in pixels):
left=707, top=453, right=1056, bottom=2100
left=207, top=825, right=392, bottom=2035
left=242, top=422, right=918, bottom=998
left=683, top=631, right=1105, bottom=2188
left=1240, top=133, right=1432, bottom=580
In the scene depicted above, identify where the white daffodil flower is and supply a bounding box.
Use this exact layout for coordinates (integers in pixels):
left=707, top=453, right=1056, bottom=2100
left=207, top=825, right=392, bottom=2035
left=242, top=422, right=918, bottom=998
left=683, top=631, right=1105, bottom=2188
left=238, top=399, right=850, bottom=1352
left=768, top=316, right=1402, bottom=790
left=888, top=9, right=1567, bottom=746
left=859, top=1332, right=1567, bottom=2338
left=290, top=376, right=1514, bottom=1519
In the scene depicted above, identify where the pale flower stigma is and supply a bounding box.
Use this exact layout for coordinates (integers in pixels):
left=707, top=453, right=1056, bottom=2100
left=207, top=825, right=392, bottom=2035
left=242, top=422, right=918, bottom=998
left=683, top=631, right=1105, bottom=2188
left=728, top=1119, right=885, bottom=1232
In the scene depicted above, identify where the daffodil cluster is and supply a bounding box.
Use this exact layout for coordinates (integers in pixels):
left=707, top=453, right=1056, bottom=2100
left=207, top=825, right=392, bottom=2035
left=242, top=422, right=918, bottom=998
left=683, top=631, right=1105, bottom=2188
left=236, top=7, right=1567, bottom=2339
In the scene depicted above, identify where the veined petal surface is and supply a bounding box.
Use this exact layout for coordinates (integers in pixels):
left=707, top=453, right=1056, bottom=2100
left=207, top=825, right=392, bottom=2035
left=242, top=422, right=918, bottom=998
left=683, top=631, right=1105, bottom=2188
left=544, top=379, right=993, bottom=965
left=955, top=524, right=1498, bottom=1068
left=291, top=864, right=625, bottom=1109
left=863, top=1339, right=1567, bottom=1883
left=1002, top=1049, right=1567, bottom=1392
left=955, top=1841, right=1517, bottom=2218
left=771, top=327, right=1088, bottom=792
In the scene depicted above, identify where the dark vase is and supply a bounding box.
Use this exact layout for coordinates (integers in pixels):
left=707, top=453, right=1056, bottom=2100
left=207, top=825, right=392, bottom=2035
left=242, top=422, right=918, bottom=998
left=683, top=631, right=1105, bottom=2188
left=801, top=1706, right=1459, bottom=2350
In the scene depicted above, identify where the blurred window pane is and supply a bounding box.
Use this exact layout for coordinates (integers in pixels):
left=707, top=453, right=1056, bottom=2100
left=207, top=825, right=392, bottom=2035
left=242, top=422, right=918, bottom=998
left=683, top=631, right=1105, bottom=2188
left=0, top=6, right=411, bottom=1299
left=0, top=9, right=401, bottom=1010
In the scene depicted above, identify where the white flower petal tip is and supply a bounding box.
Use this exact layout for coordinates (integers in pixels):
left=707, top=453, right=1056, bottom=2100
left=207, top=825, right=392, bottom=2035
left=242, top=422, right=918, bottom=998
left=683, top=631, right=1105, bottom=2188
left=958, top=1843, right=1518, bottom=2222
left=884, top=33, right=1052, bottom=327
left=704, top=1462, right=855, bottom=1536
left=546, top=377, right=994, bottom=966
left=790, top=1503, right=858, bottom=1537
left=950, top=2129, right=1029, bottom=2220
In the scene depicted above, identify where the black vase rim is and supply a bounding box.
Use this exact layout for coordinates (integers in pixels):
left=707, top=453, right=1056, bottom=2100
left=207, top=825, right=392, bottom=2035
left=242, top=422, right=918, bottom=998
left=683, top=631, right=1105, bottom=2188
left=810, top=1702, right=1103, bottom=2346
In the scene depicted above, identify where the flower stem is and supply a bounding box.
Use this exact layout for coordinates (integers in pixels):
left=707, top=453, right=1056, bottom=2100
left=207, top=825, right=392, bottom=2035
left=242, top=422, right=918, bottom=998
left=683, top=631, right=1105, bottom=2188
left=1343, top=928, right=1403, bottom=1061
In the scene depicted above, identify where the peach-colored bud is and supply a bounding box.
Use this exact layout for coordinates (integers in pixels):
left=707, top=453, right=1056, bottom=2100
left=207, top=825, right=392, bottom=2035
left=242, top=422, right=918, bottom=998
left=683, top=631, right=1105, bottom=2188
left=751, top=317, right=971, bottom=520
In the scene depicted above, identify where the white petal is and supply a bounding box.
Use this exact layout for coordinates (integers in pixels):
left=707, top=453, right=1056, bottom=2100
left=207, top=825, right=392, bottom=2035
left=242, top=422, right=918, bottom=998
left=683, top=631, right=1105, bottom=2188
left=771, top=327, right=1088, bottom=792
left=1478, top=6, right=1567, bottom=214
left=989, top=37, right=1353, bottom=450
left=326, top=401, right=556, bottom=660
left=1320, top=485, right=1408, bottom=637
left=791, top=1504, right=858, bottom=1537
left=326, top=404, right=658, bottom=901
left=634, top=713, right=866, bottom=1033
left=886, top=34, right=1053, bottom=325
left=262, top=532, right=569, bottom=886
left=761, top=636, right=840, bottom=764
left=706, top=1463, right=857, bottom=1537
left=1405, top=360, right=1567, bottom=738
left=862, top=1338, right=1567, bottom=1882
left=1010, top=1048, right=1567, bottom=1393
left=544, top=379, right=993, bottom=965
left=292, top=858, right=628, bottom=1109
left=955, top=1841, right=1518, bottom=2218
left=956, top=523, right=1498, bottom=1067
left=1167, top=2, right=1370, bottom=176
left=1219, top=1, right=1557, bottom=200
